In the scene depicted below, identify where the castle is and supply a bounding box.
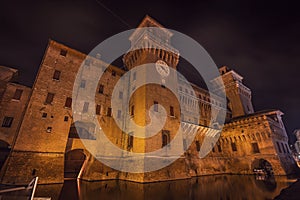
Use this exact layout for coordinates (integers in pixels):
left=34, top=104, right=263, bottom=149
left=0, top=16, right=296, bottom=184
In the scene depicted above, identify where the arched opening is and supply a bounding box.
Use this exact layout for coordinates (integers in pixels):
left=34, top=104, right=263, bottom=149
left=252, top=159, right=274, bottom=177
left=0, top=140, right=10, bottom=171
left=64, top=149, right=86, bottom=179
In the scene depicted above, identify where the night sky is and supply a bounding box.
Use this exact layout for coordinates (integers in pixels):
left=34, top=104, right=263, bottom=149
left=1, top=0, right=299, bottom=142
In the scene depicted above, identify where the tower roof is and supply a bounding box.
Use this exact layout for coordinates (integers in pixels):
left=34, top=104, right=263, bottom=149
left=129, top=15, right=173, bottom=41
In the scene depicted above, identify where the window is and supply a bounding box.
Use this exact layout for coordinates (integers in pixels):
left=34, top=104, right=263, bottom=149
left=154, top=101, right=158, bottom=112
left=98, top=84, right=104, bottom=94
left=64, top=97, right=72, bottom=108
left=276, top=142, right=282, bottom=153
left=212, top=144, right=215, bottom=152
left=60, top=49, right=67, bottom=56
left=217, top=143, right=222, bottom=152
left=251, top=143, right=260, bottom=153
left=2, top=117, right=13, bottom=127
left=117, top=110, right=121, bottom=119
left=83, top=102, right=89, bottom=113
left=45, top=93, right=54, bottom=104
left=112, top=70, right=116, bottom=76
left=80, top=80, right=86, bottom=88
left=42, top=113, right=47, bottom=118
left=64, top=116, right=69, bottom=122
left=281, top=143, right=286, bottom=153
left=96, top=105, right=101, bottom=115
left=119, top=91, right=123, bottom=99
left=53, top=70, right=61, bottom=80
left=170, top=106, right=174, bottom=116
left=46, top=127, right=52, bottom=133
left=128, top=134, right=134, bottom=150
left=131, top=105, right=135, bottom=116
left=285, top=143, right=290, bottom=153
left=196, top=141, right=201, bottom=152
left=12, top=89, right=23, bottom=100
left=162, top=130, right=170, bottom=147
left=107, top=107, right=112, bottom=116
left=231, top=142, right=237, bottom=152
left=133, top=72, right=136, bottom=81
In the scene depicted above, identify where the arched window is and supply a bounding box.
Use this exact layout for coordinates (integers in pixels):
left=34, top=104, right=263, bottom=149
left=162, top=130, right=170, bottom=147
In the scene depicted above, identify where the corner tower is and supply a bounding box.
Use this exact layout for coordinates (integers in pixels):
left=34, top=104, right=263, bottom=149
left=219, top=66, right=254, bottom=117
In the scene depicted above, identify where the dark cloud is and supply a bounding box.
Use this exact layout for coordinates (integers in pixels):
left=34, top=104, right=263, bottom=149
left=0, top=0, right=299, bottom=141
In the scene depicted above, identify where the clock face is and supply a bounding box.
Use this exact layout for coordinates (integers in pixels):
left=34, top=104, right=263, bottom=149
left=155, top=60, right=170, bottom=77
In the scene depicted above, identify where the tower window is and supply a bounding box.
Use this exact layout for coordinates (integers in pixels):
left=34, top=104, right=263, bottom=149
left=83, top=102, right=89, bottom=113
left=53, top=70, right=61, bottom=80
left=45, top=93, right=54, bottom=104
left=2, top=117, right=14, bottom=127
left=80, top=80, right=86, bottom=88
left=112, top=70, right=116, bottom=76
left=64, top=116, right=69, bottom=122
left=98, top=84, right=104, bottom=94
left=276, top=142, right=282, bottom=153
left=217, top=143, right=222, bottom=152
left=162, top=130, right=170, bottom=147
left=107, top=107, right=112, bottom=116
left=117, top=110, right=122, bottom=119
left=131, top=105, right=135, bottom=116
left=170, top=106, right=174, bottom=116
left=119, top=91, right=123, bottom=99
left=196, top=141, right=201, bottom=152
left=96, top=105, right=101, bottom=115
left=231, top=142, right=237, bottom=152
left=42, top=113, right=47, bottom=118
left=128, top=134, right=134, bottom=150
left=64, top=97, right=72, bottom=108
left=12, top=89, right=23, bottom=100
left=154, top=101, right=158, bottom=112
left=60, top=49, right=67, bottom=56
left=251, top=143, right=260, bottom=153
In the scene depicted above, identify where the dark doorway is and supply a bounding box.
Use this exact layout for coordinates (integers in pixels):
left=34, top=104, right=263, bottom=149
left=0, top=140, right=10, bottom=171
left=64, top=149, right=86, bottom=179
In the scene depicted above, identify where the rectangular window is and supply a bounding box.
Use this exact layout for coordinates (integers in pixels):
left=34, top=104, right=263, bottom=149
left=98, top=84, right=104, bottom=94
left=12, top=89, right=23, bottom=100
left=231, top=142, right=237, bottom=152
left=2, top=117, right=14, bottom=127
left=252, top=143, right=260, bottom=153
left=281, top=143, right=286, bottom=153
left=170, top=106, right=174, bottom=116
left=276, top=142, right=282, bottom=153
left=112, top=70, right=116, bottom=76
left=107, top=107, right=112, bottom=116
left=128, top=134, right=134, bottom=150
left=196, top=141, right=201, bottom=152
left=162, top=130, right=170, bottom=147
left=131, top=105, right=135, bottom=116
left=53, top=70, right=61, bottom=80
left=83, top=102, right=89, bottom=113
left=117, top=110, right=121, bottom=119
left=60, top=49, right=67, bottom=56
left=119, top=91, right=123, bottom=99
left=217, top=144, right=222, bottom=152
left=96, top=105, right=101, bottom=115
left=45, top=93, right=54, bottom=104
left=133, top=72, right=136, bottom=81
left=42, top=113, right=47, bottom=118
left=64, top=97, right=72, bottom=108
left=64, top=116, right=69, bottom=122
left=154, top=101, right=158, bottom=112
left=80, top=80, right=86, bottom=88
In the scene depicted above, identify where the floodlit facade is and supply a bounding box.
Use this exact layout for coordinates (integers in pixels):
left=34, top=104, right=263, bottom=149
left=0, top=16, right=297, bottom=184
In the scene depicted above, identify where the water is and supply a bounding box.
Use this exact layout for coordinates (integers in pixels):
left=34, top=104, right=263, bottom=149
left=34, top=175, right=296, bottom=200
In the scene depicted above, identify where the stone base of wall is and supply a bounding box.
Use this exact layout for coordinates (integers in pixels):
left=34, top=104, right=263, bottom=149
left=0, top=151, right=64, bottom=185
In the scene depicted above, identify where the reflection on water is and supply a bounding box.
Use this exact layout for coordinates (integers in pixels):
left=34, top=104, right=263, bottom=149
left=35, top=175, right=295, bottom=200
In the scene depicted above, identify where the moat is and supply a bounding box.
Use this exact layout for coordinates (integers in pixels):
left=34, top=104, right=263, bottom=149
left=31, top=175, right=296, bottom=200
